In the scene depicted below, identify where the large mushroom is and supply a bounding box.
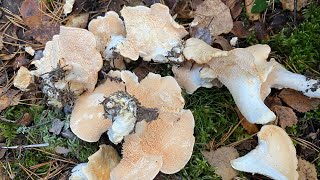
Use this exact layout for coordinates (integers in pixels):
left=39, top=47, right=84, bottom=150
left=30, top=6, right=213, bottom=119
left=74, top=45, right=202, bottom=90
left=31, top=26, right=103, bottom=107
left=117, top=3, right=188, bottom=63
left=231, top=125, right=299, bottom=180
left=177, top=38, right=320, bottom=124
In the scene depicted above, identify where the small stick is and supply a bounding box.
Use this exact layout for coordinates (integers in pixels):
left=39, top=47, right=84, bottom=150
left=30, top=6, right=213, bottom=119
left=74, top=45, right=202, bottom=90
left=0, top=143, right=49, bottom=149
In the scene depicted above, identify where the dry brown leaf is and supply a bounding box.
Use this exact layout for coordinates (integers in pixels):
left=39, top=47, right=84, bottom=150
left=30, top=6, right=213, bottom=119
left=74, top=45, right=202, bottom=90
left=271, top=105, right=298, bottom=129
left=25, top=21, right=60, bottom=44
left=279, top=89, right=320, bottom=113
left=297, top=158, right=317, bottom=180
left=65, top=13, right=89, bottom=28
left=222, top=0, right=243, bottom=19
left=264, top=96, right=283, bottom=108
left=13, top=55, right=31, bottom=70
left=235, top=108, right=259, bottom=134
left=213, top=36, right=232, bottom=51
left=0, top=88, right=21, bottom=112
left=192, top=0, right=233, bottom=36
left=231, top=21, right=251, bottom=38
left=17, top=113, right=33, bottom=126
left=174, top=1, right=194, bottom=19
left=280, top=0, right=309, bottom=11
left=254, top=22, right=269, bottom=40
left=20, top=0, right=42, bottom=28
left=202, top=147, right=239, bottom=180
left=245, top=0, right=260, bottom=21
left=190, top=26, right=213, bottom=45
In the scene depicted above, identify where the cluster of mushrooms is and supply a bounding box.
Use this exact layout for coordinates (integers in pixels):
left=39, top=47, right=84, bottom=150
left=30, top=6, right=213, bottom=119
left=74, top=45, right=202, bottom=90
left=13, top=2, right=320, bottom=180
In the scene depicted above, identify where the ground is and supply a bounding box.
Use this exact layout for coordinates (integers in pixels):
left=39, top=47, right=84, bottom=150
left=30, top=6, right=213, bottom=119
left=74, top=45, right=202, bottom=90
left=0, top=0, right=319, bottom=179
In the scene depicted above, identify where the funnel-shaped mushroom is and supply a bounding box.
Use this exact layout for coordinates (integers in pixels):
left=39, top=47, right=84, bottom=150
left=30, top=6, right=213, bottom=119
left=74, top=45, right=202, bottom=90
left=117, top=3, right=188, bottom=62
left=231, top=125, right=298, bottom=180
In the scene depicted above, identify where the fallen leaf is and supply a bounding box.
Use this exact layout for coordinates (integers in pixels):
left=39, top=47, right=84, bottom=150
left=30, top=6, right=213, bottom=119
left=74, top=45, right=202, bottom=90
left=61, top=129, right=76, bottom=139
left=192, top=0, right=233, bottom=36
left=25, top=21, right=60, bottom=44
left=251, top=0, right=268, bottom=13
left=20, top=0, right=42, bottom=28
left=264, top=96, right=282, bottom=108
left=297, top=158, right=317, bottom=180
left=0, top=88, right=21, bottom=112
left=13, top=55, right=31, bottom=70
left=213, top=36, right=232, bottom=51
left=174, top=1, right=194, bottom=19
left=55, top=146, right=71, bottom=155
left=245, top=0, right=260, bottom=21
left=49, top=119, right=65, bottom=135
left=190, top=26, right=213, bottom=45
left=235, top=108, right=259, bottom=134
left=280, top=0, right=309, bottom=11
left=72, top=0, right=87, bottom=14
left=17, top=113, right=33, bottom=126
left=254, top=21, right=268, bottom=40
left=133, top=62, right=159, bottom=81
left=231, top=21, right=251, bottom=38
left=144, top=0, right=161, bottom=6
left=271, top=105, right=298, bottom=129
left=202, top=147, right=239, bottom=180
left=65, top=13, right=89, bottom=28
left=279, top=89, right=320, bottom=113
left=269, top=13, right=288, bottom=33
left=222, top=0, right=243, bottom=19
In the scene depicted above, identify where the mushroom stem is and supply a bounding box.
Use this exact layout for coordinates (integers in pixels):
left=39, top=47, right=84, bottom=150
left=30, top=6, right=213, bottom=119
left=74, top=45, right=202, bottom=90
left=266, top=62, right=320, bottom=98
left=220, top=74, right=275, bottom=124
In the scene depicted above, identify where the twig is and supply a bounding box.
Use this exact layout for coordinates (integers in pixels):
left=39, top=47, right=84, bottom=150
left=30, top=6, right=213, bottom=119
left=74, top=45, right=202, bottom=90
left=0, top=143, right=49, bottom=149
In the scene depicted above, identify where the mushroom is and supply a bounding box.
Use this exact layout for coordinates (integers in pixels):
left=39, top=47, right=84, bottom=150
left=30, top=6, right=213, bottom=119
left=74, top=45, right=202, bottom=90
left=181, top=38, right=320, bottom=124
left=70, top=70, right=185, bottom=143
left=13, top=67, right=33, bottom=91
left=111, top=110, right=195, bottom=179
left=63, top=0, right=75, bottom=15
left=69, top=145, right=120, bottom=180
left=231, top=125, right=299, bottom=180
left=31, top=26, right=103, bottom=107
left=117, top=3, right=188, bottom=63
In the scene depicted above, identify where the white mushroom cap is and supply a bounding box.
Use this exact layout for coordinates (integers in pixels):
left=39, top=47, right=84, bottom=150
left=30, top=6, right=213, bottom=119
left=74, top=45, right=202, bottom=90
left=172, top=62, right=216, bottom=94
left=13, top=67, right=33, bottom=91
left=69, top=163, right=88, bottom=180
left=231, top=125, right=298, bottom=180
left=117, top=3, right=188, bottom=62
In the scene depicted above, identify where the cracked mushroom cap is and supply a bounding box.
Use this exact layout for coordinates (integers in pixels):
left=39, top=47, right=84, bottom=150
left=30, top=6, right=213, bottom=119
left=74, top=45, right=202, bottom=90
left=110, top=134, right=163, bottom=180
left=70, top=71, right=125, bottom=142
left=117, top=3, right=188, bottom=62
left=231, top=125, right=298, bottom=180
left=13, top=67, right=33, bottom=91
left=32, top=26, right=103, bottom=94
left=83, top=145, right=121, bottom=179
left=183, top=38, right=228, bottom=64
left=88, top=11, right=126, bottom=53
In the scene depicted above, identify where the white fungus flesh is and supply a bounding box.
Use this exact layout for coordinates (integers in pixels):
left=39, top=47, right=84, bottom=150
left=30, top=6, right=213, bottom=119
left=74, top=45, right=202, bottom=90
left=231, top=125, right=298, bottom=180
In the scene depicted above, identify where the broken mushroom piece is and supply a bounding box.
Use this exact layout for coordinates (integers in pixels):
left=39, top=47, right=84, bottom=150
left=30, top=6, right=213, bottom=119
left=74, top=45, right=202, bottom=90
left=231, top=125, right=298, bottom=180
left=13, top=67, right=33, bottom=91
left=111, top=110, right=195, bottom=179
left=31, top=26, right=103, bottom=107
left=70, top=70, right=185, bottom=143
left=63, top=0, right=75, bottom=15
left=117, top=3, right=188, bottom=63
left=69, top=145, right=120, bottom=180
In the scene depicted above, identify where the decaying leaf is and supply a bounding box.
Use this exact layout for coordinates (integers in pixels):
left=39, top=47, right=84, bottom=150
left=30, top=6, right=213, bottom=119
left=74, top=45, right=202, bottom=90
left=245, top=0, right=260, bottom=21
left=49, top=119, right=65, bottom=135
left=213, top=36, right=232, bottom=51
left=279, top=89, right=320, bottom=113
left=280, top=0, right=309, bottom=11
left=25, top=21, right=60, bottom=44
left=192, top=0, right=233, bottom=36
left=271, top=105, right=298, bottom=129
left=297, top=158, right=317, bottom=180
left=65, top=13, right=89, bottom=28
left=13, top=56, right=31, bottom=70
left=174, top=1, right=194, bottom=19
left=202, top=147, right=239, bottom=180
left=17, top=113, right=33, bottom=126
left=55, top=146, right=71, bottom=155
left=235, top=108, right=259, bottom=134
left=0, top=88, right=21, bottom=112
left=254, top=21, right=268, bottom=40
left=20, top=0, right=42, bottom=28
left=264, top=96, right=282, bottom=107
left=221, top=0, right=243, bottom=19
left=231, top=21, right=251, bottom=38
left=190, top=26, right=213, bottom=45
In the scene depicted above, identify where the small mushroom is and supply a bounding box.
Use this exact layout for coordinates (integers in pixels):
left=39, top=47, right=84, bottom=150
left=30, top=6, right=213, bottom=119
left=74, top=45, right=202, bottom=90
left=13, top=67, right=33, bottom=91
left=117, top=3, right=188, bottom=63
left=231, top=125, right=298, bottom=180
left=63, top=0, right=75, bottom=15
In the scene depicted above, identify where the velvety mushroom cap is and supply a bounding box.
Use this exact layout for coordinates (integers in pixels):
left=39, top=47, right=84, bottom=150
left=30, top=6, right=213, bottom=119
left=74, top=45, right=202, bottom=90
left=110, top=134, right=163, bottom=180
left=32, top=26, right=103, bottom=94
left=183, top=38, right=228, bottom=64
left=117, top=3, right=188, bottom=62
left=83, top=145, right=121, bottom=179
left=70, top=72, right=125, bottom=142
left=13, top=67, right=33, bottom=91
left=88, top=11, right=126, bottom=53
left=231, top=125, right=298, bottom=180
